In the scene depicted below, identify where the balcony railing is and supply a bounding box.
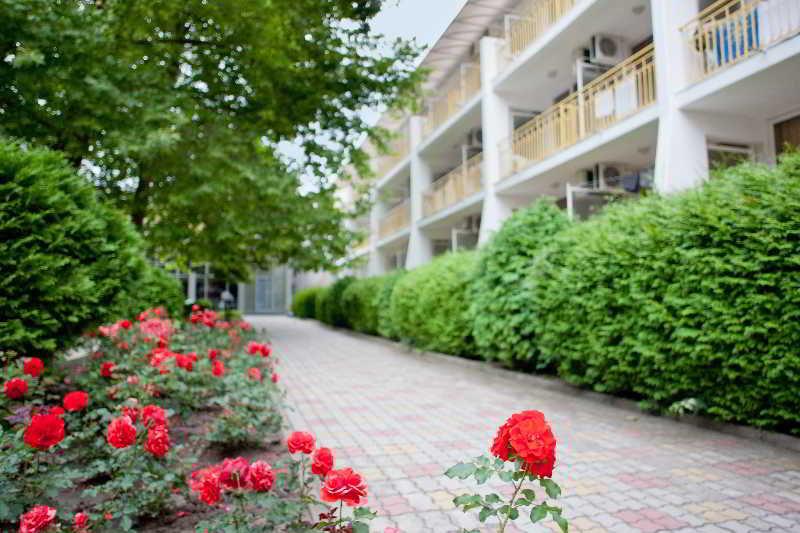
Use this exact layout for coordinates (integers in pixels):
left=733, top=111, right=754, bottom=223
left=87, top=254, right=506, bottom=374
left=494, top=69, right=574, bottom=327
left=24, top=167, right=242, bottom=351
left=501, top=44, right=656, bottom=178
left=505, top=0, right=579, bottom=59
left=681, top=0, right=800, bottom=81
left=378, top=199, right=411, bottom=240
left=374, top=129, right=410, bottom=179
left=423, top=63, right=481, bottom=138
left=422, top=153, right=483, bottom=217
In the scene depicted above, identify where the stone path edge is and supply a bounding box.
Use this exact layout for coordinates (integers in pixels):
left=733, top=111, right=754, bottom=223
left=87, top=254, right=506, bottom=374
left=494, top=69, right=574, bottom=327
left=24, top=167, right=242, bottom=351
left=292, top=318, right=800, bottom=454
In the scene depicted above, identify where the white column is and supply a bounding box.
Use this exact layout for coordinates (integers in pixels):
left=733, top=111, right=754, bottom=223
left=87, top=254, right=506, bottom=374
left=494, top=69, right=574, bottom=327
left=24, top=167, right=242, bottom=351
left=652, top=0, right=709, bottom=193
left=237, top=282, right=245, bottom=313
left=366, top=187, right=385, bottom=276
left=478, top=36, right=515, bottom=245
left=188, top=271, right=197, bottom=301
left=405, top=116, right=433, bottom=268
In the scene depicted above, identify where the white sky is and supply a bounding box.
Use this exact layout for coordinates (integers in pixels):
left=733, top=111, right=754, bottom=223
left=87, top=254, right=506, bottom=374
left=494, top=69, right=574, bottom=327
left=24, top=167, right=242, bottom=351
left=372, top=0, right=468, bottom=58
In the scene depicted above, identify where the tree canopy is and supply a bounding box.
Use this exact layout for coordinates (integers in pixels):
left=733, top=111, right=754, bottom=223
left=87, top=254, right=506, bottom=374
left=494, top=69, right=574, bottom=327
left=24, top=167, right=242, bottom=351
left=0, top=0, right=421, bottom=279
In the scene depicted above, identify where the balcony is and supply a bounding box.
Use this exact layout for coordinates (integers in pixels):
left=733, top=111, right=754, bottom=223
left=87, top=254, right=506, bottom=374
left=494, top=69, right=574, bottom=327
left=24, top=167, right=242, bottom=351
left=501, top=44, right=656, bottom=178
left=374, top=129, right=410, bottom=179
left=504, top=0, right=579, bottom=59
left=681, top=0, right=800, bottom=82
left=378, top=199, right=411, bottom=240
left=422, top=153, right=483, bottom=217
left=422, top=62, right=481, bottom=139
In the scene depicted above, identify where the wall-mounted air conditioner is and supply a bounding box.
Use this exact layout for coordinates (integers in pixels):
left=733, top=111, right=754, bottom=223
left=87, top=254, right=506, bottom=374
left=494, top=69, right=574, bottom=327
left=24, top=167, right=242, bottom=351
left=589, top=34, right=628, bottom=67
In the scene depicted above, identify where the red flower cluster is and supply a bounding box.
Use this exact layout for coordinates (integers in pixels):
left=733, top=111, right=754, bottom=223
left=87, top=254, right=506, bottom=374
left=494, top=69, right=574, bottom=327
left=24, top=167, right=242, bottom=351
left=23, top=357, right=45, bottom=378
left=212, top=360, right=225, bottom=377
left=247, top=367, right=262, bottom=381
left=137, top=307, right=165, bottom=322
left=490, top=410, right=557, bottom=478
left=190, top=309, right=219, bottom=327
left=107, top=415, right=137, bottom=448
left=147, top=347, right=196, bottom=373
left=320, top=467, right=368, bottom=507
left=63, top=391, right=89, bottom=412
left=19, top=505, right=57, bottom=533
left=24, top=414, right=65, bottom=450
left=144, top=423, right=170, bottom=457
left=208, top=348, right=221, bottom=360
left=73, top=512, right=89, bottom=532
left=100, top=361, right=115, bottom=378
left=311, top=447, right=334, bottom=477
left=190, top=457, right=275, bottom=505
left=4, top=377, right=28, bottom=400
left=287, top=431, right=315, bottom=454
left=107, top=404, right=170, bottom=456
left=246, top=341, right=272, bottom=357
left=175, top=352, right=197, bottom=372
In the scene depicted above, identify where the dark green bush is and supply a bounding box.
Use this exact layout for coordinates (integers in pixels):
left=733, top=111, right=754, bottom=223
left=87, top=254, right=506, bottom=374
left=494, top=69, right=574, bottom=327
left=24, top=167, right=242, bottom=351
left=469, top=199, right=569, bottom=369
left=389, top=251, right=478, bottom=356
left=532, top=153, right=800, bottom=434
left=291, top=286, right=323, bottom=319
left=110, top=262, right=185, bottom=320
left=316, top=276, right=354, bottom=327
left=0, top=140, right=148, bottom=355
left=341, top=273, right=403, bottom=335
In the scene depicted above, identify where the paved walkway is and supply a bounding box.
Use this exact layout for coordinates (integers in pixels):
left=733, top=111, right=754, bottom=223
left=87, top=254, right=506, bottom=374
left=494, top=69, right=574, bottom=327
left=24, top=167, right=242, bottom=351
left=250, top=316, right=800, bottom=533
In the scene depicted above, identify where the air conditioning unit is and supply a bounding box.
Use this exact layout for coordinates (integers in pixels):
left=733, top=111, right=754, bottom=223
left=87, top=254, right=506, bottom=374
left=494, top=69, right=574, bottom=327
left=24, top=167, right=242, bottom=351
left=589, top=34, right=628, bottom=67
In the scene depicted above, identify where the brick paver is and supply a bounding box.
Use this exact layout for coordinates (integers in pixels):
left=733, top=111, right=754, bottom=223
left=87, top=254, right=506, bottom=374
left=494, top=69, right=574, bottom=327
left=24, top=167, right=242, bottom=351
left=251, top=316, right=800, bottom=532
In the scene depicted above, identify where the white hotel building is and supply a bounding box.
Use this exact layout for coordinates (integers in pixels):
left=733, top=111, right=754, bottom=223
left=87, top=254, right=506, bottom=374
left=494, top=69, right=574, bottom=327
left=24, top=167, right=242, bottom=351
left=345, top=0, right=800, bottom=276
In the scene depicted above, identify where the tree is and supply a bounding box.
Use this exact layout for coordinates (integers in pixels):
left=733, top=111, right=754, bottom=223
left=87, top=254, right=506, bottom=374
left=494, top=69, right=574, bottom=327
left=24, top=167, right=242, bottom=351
left=0, top=0, right=422, bottom=279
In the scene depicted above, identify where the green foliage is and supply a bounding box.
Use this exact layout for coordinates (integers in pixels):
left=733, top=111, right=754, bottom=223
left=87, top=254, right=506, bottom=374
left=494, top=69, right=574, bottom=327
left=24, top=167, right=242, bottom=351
left=341, top=274, right=399, bottom=335
left=532, top=153, right=800, bottom=434
left=316, top=277, right=355, bottom=328
left=376, top=270, right=406, bottom=340
left=0, top=140, right=147, bottom=355
left=291, top=287, right=324, bottom=319
left=469, top=200, right=570, bottom=369
left=0, top=0, right=423, bottom=278
left=389, top=252, right=478, bottom=356
left=110, top=262, right=185, bottom=321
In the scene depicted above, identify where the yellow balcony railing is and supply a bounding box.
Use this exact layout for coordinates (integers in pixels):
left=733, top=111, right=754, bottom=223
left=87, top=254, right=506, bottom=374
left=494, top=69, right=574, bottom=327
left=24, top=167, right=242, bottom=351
left=681, top=0, right=800, bottom=81
left=422, top=153, right=483, bottom=217
left=505, top=0, right=578, bottom=59
left=502, top=44, right=656, bottom=178
left=374, top=129, right=410, bottom=179
left=378, top=199, right=411, bottom=239
left=423, top=63, right=481, bottom=138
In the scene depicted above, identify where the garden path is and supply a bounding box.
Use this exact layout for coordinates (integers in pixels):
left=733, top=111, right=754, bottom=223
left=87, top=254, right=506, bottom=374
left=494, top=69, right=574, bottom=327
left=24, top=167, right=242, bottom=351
left=249, top=315, right=800, bottom=533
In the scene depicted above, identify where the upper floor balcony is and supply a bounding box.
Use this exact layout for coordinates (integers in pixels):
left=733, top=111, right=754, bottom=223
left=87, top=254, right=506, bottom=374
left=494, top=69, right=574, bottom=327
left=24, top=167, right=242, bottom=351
left=374, top=127, right=410, bottom=180
left=422, top=153, right=483, bottom=217
left=681, top=0, right=800, bottom=83
left=378, top=199, right=411, bottom=240
left=504, top=0, right=580, bottom=60
left=501, top=44, right=656, bottom=178
left=422, top=62, right=482, bottom=139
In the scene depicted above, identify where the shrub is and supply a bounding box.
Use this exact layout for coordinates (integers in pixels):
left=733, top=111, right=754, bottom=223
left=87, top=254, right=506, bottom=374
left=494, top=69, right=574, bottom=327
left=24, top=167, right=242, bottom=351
left=531, top=153, right=800, bottom=434
left=0, top=140, right=147, bottom=355
left=291, top=287, right=323, bottom=319
left=469, top=200, right=569, bottom=369
left=389, top=252, right=478, bottom=356
left=376, top=270, right=405, bottom=340
left=340, top=274, right=401, bottom=336
left=315, top=277, right=354, bottom=328
left=110, top=262, right=185, bottom=321
left=314, top=286, right=331, bottom=323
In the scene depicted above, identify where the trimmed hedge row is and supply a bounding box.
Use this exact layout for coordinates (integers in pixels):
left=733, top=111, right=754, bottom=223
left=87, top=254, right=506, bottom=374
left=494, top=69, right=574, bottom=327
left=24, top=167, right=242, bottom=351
left=291, top=286, right=323, bottom=318
left=294, top=153, right=800, bottom=434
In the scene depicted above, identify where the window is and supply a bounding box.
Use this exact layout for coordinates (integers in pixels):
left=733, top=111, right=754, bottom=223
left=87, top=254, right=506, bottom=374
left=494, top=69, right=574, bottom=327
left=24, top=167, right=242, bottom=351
left=774, top=114, right=800, bottom=157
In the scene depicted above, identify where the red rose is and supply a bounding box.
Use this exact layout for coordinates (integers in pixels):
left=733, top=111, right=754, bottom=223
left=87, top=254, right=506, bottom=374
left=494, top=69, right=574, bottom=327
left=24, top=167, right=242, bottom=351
left=100, top=361, right=115, bottom=378
left=73, top=512, right=89, bottom=532
left=247, top=367, right=262, bottom=381
left=246, top=341, right=259, bottom=355
left=320, top=467, right=368, bottom=507
left=63, top=391, right=89, bottom=412
left=212, top=360, right=225, bottom=377
left=191, top=304, right=200, bottom=311
left=142, top=404, right=167, bottom=427
left=208, top=348, right=220, bottom=360
left=144, top=424, right=170, bottom=457
left=260, top=344, right=272, bottom=358
left=121, top=406, right=140, bottom=423
left=189, top=466, right=221, bottom=505
left=46, top=406, right=64, bottom=416
left=311, top=447, right=334, bottom=477
left=287, top=431, right=315, bottom=454
left=107, top=416, right=137, bottom=448
left=23, top=357, right=45, bottom=378
left=246, top=461, right=275, bottom=492
left=23, top=414, right=65, bottom=450
left=127, top=375, right=140, bottom=385
left=490, top=410, right=556, bottom=478
left=19, top=505, right=57, bottom=533
left=5, top=377, right=28, bottom=400
left=120, top=319, right=132, bottom=329
left=218, top=457, right=250, bottom=490
left=271, top=373, right=279, bottom=383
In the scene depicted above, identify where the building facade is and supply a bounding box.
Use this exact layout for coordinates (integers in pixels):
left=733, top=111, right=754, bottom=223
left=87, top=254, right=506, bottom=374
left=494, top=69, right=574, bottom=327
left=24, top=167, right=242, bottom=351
left=351, top=0, right=800, bottom=276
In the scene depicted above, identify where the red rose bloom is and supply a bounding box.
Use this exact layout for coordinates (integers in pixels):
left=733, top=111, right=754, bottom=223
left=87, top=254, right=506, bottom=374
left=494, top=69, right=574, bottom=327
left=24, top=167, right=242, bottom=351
left=287, top=431, right=315, bottom=454
left=5, top=377, right=28, bottom=400
left=311, top=447, right=334, bottom=477
left=141, top=404, right=167, bottom=427
left=218, top=457, right=250, bottom=490
left=144, top=424, right=170, bottom=457
left=107, top=416, right=137, bottom=448
left=73, top=512, right=89, bottom=532
left=189, top=467, right=221, bottom=505
left=320, top=468, right=368, bottom=507
left=63, top=391, right=89, bottom=412
left=100, top=361, right=115, bottom=378
left=247, top=367, right=262, bottom=381
left=246, top=461, right=275, bottom=491
left=121, top=406, right=140, bottom=423
left=120, top=319, right=132, bottom=329
left=46, top=406, right=64, bottom=416
left=271, top=373, right=279, bottom=383
left=23, top=357, right=45, bottom=378
left=19, top=505, right=57, bottom=533
left=23, top=414, right=65, bottom=450
left=212, top=360, right=225, bottom=377
left=490, top=410, right=557, bottom=478
left=208, top=348, right=220, bottom=360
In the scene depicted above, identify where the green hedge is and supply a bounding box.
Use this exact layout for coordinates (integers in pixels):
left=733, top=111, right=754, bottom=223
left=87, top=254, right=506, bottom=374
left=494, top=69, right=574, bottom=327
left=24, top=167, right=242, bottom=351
left=110, top=261, right=185, bottom=320
left=0, top=140, right=155, bottom=355
left=291, top=286, right=323, bottom=319
left=389, top=252, right=478, bottom=356
left=469, top=199, right=569, bottom=369
left=532, top=153, right=800, bottom=434
left=316, top=276, right=354, bottom=328
left=376, top=270, right=406, bottom=340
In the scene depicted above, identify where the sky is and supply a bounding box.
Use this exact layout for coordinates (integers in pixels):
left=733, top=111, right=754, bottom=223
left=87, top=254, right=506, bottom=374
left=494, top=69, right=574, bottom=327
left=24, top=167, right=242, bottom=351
left=372, top=0, right=468, bottom=57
